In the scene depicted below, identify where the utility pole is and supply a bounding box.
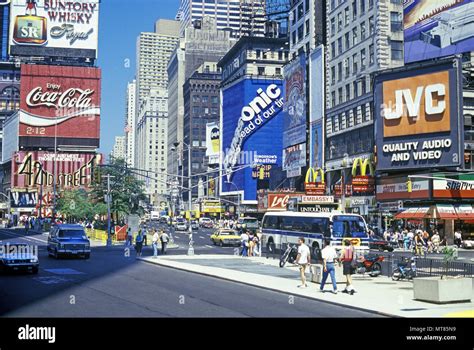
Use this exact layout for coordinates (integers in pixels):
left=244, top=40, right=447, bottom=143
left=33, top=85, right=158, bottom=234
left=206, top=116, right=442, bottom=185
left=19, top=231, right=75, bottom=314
left=104, top=174, right=116, bottom=247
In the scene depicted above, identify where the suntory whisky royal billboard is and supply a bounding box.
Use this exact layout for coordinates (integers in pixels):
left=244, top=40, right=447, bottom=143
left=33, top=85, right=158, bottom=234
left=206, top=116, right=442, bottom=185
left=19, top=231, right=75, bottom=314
left=19, top=64, right=101, bottom=147
left=374, top=58, right=464, bottom=172
left=9, top=0, right=99, bottom=59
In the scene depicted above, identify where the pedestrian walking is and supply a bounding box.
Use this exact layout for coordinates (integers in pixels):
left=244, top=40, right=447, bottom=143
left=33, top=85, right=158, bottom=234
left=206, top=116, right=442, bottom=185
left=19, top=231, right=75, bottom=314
left=296, top=237, right=311, bottom=288
left=340, top=240, right=356, bottom=295
left=240, top=230, right=249, bottom=257
left=248, top=231, right=255, bottom=256
left=126, top=227, right=133, bottom=247
left=454, top=230, right=462, bottom=248
left=24, top=219, right=29, bottom=233
left=135, top=231, right=144, bottom=257
left=142, top=226, right=148, bottom=246
left=152, top=230, right=159, bottom=258
left=320, top=239, right=338, bottom=294
left=431, top=231, right=441, bottom=253
left=160, top=230, right=170, bottom=255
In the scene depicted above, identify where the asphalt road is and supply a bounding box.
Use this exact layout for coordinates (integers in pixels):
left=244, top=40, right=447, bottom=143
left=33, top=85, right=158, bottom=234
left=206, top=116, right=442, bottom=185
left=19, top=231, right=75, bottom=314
left=0, top=228, right=379, bottom=317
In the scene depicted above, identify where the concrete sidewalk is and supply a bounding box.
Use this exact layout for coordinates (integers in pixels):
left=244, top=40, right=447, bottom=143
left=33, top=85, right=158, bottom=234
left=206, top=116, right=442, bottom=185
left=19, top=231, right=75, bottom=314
left=139, top=254, right=474, bottom=318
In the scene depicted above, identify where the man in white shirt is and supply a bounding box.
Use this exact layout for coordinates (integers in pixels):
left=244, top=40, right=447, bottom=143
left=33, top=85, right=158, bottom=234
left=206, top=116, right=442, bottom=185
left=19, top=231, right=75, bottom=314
left=296, top=237, right=311, bottom=288
left=454, top=230, right=462, bottom=248
left=152, top=230, right=159, bottom=258
left=240, top=230, right=249, bottom=256
left=320, top=239, right=338, bottom=294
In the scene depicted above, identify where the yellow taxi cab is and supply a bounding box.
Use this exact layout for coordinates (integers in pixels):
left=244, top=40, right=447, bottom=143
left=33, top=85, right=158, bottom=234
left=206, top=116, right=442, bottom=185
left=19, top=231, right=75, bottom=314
left=210, top=229, right=241, bottom=247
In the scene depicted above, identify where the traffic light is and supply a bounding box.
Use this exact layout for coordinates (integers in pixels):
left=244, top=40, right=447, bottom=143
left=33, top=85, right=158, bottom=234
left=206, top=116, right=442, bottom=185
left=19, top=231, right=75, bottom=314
left=406, top=179, right=412, bottom=193
left=92, top=165, right=102, bottom=184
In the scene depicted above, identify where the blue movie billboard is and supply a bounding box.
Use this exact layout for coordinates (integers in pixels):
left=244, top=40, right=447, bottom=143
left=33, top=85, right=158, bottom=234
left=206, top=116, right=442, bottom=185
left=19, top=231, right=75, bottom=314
left=221, top=78, right=285, bottom=201
left=404, top=0, right=474, bottom=63
left=310, top=121, right=323, bottom=169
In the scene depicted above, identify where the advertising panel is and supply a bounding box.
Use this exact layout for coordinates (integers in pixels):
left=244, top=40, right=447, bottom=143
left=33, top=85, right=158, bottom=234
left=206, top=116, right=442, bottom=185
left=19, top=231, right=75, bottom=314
left=11, top=151, right=102, bottom=190
left=404, top=0, right=474, bottom=64
left=433, top=176, right=474, bottom=199
left=374, top=59, right=463, bottom=171
left=9, top=0, right=100, bottom=59
left=282, top=143, right=306, bottom=171
left=283, top=55, right=306, bottom=148
left=309, top=120, right=323, bottom=169
left=265, top=192, right=304, bottom=211
left=19, top=64, right=101, bottom=146
left=221, top=78, right=285, bottom=201
left=376, top=177, right=430, bottom=201
left=309, top=45, right=324, bottom=123
left=205, top=122, right=220, bottom=165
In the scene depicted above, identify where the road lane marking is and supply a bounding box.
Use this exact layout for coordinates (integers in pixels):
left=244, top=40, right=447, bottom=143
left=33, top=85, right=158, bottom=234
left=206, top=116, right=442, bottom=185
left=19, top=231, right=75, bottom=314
left=205, top=245, right=213, bottom=248
left=44, top=268, right=85, bottom=275
left=33, top=276, right=73, bottom=285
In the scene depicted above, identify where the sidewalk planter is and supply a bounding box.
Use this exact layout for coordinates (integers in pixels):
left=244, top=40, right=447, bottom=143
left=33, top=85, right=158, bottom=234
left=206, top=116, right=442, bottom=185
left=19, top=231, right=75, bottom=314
left=310, top=264, right=346, bottom=284
left=413, top=277, right=472, bottom=304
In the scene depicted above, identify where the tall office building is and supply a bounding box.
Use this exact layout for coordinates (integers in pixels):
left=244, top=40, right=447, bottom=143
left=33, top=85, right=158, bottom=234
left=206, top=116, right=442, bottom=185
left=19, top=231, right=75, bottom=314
left=324, top=0, right=404, bottom=216
left=178, top=0, right=266, bottom=38
left=111, top=136, right=126, bottom=160
left=135, top=19, right=180, bottom=110
left=167, top=17, right=235, bottom=198
left=288, top=0, right=325, bottom=58
left=135, top=89, right=169, bottom=205
left=124, top=80, right=136, bottom=167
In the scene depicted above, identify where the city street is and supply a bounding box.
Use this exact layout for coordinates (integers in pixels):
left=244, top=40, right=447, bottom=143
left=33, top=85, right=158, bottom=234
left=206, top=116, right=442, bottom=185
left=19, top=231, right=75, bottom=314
left=0, top=228, right=378, bottom=317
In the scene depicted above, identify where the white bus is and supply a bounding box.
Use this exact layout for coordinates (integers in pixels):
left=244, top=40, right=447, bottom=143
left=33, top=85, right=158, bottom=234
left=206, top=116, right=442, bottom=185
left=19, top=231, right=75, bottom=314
left=261, top=211, right=369, bottom=259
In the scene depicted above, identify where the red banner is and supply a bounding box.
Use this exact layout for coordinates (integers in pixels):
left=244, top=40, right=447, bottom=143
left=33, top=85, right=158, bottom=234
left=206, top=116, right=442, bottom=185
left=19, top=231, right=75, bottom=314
left=305, top=182, right=326, bottom=195
left=352, top=176, right=375, bottom=193
left=19, top=64, right=101, bottom=140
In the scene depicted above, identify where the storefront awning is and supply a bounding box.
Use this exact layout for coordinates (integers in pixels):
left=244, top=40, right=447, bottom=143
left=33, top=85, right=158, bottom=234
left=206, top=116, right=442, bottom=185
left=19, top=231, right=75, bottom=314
left=436, top=204, right=459, bottom=220
left=455, top=204, right=474, bottom=220
left=394, top=207, right=430, bottom=219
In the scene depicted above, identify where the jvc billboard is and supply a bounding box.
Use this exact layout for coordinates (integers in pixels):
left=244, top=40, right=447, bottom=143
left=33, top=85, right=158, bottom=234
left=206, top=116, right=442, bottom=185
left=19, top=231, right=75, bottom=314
left=375, top=58, right=463, bottom=171
left=404, top=0, right=474, bottom=63
left=221, top=78, right=284, bottom=202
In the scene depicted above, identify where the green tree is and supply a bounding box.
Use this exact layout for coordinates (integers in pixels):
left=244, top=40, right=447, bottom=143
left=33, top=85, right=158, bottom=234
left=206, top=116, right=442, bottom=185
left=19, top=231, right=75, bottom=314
left=90, top=157, right=147, bottom=223
left=57, top=188, right=94, bottom=221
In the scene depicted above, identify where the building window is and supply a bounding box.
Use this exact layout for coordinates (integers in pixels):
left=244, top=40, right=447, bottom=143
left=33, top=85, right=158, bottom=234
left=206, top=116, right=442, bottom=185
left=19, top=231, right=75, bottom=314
left=276, top=67, right=281, bottom=75
left=258, top=66, right=265, bottom=75
left=390, top=12, right=403, bottom=32
left=331, top=18, right=336, bottom=36
left=353, top=81, right=359, bottom=98
left=368, top=0, right=374, bottom=8
left=292, top=31, right=297, bottom=45
left=361, top=78, right=367, bottom=94
left=360, top=22, right=366, bottom=40
left=345, top=32, right=350, bottom=51
left=337, top=12, right=343, bottom=31
left=345, top=84, right=351, bottom=101
left=361, top=48, right=366, bottom=71
left=390, top=0, right=402, bottom=3
left=298, top=24, right=304, bottom=41
left=305, top=0, right=310, bottom=13
left=338, top=62, right=342, bottom=81
left=331, top=66, right=336, bottom=84
left=390, top=40, right=403, bottom=60
left=369, top=44, right=374, bottom=65
left=292, top=9, right=297, bottom=25
left=202, top=96, right=209, bottom=103
left=298, top=3, right=304, bottom=20
left=352, top=27, right=358, bottom=45
left=192, top=96, right=200, bottom=103
left=369, top=16, right=374, bottom=35
left=331, top=42, right=336, bottom=59
left=211, top=96, right=218, bottom=104
left=337, top=37, right=342, bottom=54
left=305, top=19, right=310, bottom=36
left=360, top=0, right=365, bottom=13
left=344, top=7, right=350, bottom=26
left=345, top=58, right=350, bottom=77
left=352, top=53, right=358, bottom=74
left=352, top=0, right=357, bottom=18
left=338, top=87, right=343, bottom=104
left=331, top=91, right=336, bottom=107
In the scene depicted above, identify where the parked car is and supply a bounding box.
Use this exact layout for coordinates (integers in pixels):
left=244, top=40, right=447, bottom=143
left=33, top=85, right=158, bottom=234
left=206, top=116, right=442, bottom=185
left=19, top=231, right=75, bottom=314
left=210, top=229, right=241, bottom=247
left=200, top=217, right=214, bottom=229
left=369, top=235, right=397, bottom=252
left=47, top=224, right=91, bottom=259
left=175, top=219, right=188, bottom=231
left=236, top=217, right=259, bottom=233
left=0, top=243, right=39, bottom=274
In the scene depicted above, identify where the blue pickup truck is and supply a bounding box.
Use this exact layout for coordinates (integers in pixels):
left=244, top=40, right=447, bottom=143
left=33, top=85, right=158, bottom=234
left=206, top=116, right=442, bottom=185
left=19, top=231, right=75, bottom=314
left=47, top=224, right=91, bottom=259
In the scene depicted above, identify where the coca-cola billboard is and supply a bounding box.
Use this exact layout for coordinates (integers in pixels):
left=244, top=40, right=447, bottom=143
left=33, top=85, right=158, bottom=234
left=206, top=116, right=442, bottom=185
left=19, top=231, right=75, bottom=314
left=19, top=64, right=101, bottom=147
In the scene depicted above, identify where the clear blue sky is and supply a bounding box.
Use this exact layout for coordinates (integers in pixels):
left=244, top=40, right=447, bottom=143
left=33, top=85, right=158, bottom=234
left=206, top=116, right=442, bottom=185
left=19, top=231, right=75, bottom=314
left=98, top=0, right=179, bottom=155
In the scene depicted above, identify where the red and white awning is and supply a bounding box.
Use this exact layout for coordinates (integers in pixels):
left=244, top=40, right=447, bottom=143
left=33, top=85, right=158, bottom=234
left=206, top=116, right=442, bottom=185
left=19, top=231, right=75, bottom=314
left=395, top=207, right=431, bottom=219
left=455, top=204, right=474, bottom=220
left=436, top=204, right=458, bottom=220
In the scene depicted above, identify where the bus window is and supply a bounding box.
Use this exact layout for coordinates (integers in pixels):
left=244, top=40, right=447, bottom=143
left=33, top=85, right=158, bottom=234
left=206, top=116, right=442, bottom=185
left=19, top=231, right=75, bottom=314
left=332, top=215, right=368, bottom=238
left=263, top=216, right=279, bottom=229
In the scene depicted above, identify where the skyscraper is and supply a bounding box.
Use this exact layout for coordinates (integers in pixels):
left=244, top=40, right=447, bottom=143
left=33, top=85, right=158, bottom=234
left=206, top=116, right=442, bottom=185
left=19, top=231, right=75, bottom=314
left=178, top=0, right=266, bottom=38
left=111, top=136, right=126, bottom=160
left=135, top=19, right=180, bottom=110
left=125, top=80, right=136, bottom=167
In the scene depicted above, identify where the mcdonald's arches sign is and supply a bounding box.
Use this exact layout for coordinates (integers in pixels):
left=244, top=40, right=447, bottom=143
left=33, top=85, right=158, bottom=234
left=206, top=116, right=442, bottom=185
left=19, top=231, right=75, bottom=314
left=304, top=167, right=326, bottom=195
left=351, top=158, right=375, bottom=194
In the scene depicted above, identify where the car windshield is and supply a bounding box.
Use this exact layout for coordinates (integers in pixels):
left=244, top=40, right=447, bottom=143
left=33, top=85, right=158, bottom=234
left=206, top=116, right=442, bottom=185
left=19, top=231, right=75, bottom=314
left=58, top=229, right=86, bottom=238
left=332, top=216, right=368, bottom=238
left=243, top=219, right=258, bottom=228
left=220, top=231, right=235, bottom=236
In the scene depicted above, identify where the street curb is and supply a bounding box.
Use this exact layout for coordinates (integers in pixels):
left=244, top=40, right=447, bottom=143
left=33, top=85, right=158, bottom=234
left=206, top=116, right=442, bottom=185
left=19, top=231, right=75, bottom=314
left=138, top=257, right=397, bottom=318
